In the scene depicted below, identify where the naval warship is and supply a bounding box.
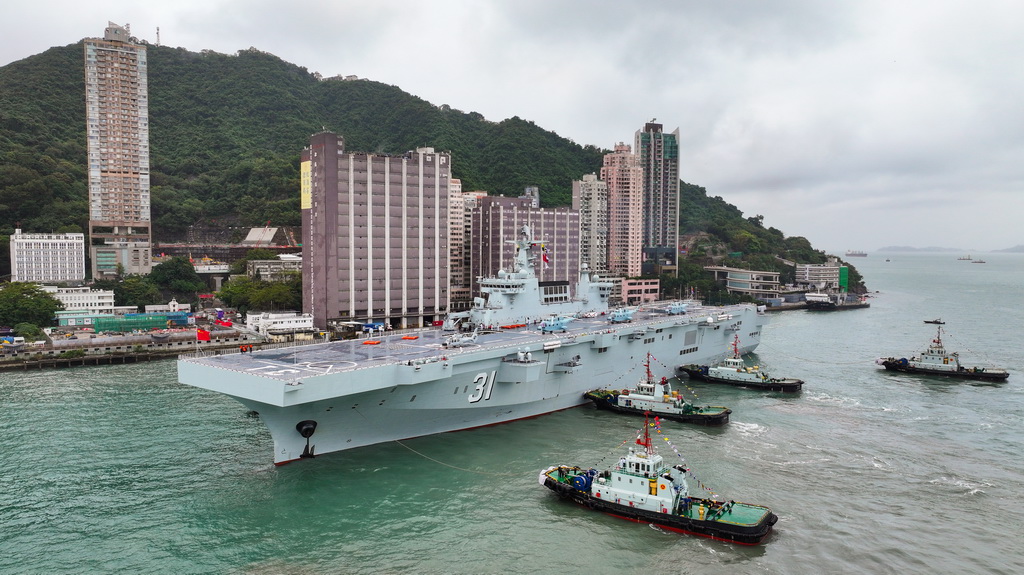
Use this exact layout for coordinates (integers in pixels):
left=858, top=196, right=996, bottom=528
left=177, top=226, right=770, bottom=464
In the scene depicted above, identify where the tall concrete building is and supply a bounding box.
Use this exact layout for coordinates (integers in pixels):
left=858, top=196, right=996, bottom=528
left=448, top=185, right=488, bottom=311
left=572, top=173, right=608, bottom=273
left=9, top=229, right=86, bottom=283
left=84, top=22, right=152, bottom=279
left=635, top=122, right=680, bottom=274
left=601, top=143, right=644, bottom=277
left=468, top=195, right=580, bottom=299
left=301, top=131, right=451, bottom=330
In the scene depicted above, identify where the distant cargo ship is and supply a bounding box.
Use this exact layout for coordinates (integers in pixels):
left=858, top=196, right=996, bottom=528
left=177, top=226, right=770, bottom=464
left=845, top=250, right=867, bottom=257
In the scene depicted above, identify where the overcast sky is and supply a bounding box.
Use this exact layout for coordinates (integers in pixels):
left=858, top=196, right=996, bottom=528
left=3, top=1, right=1022, bottom=252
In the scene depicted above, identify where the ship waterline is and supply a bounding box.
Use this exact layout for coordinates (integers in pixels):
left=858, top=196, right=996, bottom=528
left=178, top=307, right=767, bottom=463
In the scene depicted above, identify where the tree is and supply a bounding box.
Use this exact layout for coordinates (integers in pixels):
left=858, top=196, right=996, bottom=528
left=13, top=322, right=45, bottom=341
left=0, top=282, right=64, bottom=326
left=115, top=276, right=163, bottom=309
left=216, top=276, right=257, bottom=312
left=148, top=257, right=205, bottom=293
left=250, top=282, right=298, bottom=311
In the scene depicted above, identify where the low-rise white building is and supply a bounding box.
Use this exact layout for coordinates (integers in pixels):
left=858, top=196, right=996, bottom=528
left=704, top=265, right=781, bottom=300
left=10, top=229, right=86, bottom=283
left=795, top=258, right=845, bottom=290
left=245, top=311, right=315, bottom=336
left=246, top=258, right=302, bottom=282
left=40, top=285, right=115, bottom=314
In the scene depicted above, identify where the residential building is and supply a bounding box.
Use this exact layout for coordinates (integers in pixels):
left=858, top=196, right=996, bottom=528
left=302, top=131, right=450, bottom=330
left=84, top=22, right=152, bottom=279
left=468, top=195, right=580, bottom=299
left=635, top=122, right=680, bottom=275
left=10, top=229, right=86, bottom=283
left=447, top=179, right=467, bottom=308
left=572, top=173, right=609, bottom=273
left=704, top=265, right=781, bottom=300
left=448, top=182, right=489, bottom=311
left=601, top=143, right=644, bottom=277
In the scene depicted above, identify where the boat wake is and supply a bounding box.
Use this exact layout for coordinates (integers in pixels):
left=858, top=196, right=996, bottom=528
left=730, top=421, right=769, bottom=437
left=928, top=475, right=991, bottom=496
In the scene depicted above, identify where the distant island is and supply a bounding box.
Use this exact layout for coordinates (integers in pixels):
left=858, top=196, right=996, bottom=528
left=877, top=246, right=963, bottom=253
left=878, top=245, right=1024, bottom=253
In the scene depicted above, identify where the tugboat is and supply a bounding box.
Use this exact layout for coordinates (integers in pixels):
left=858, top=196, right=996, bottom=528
left=584, top=353, right=731, bottom=425
left=679, top=336, right=804, bottom=392
left=539, top=414, right=778, bottom=545
left=876, top=326, right=1009, bottom=381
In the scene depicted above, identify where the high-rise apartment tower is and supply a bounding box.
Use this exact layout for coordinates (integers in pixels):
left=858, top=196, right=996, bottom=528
left=601, top=143, right=644, bottom=277
left=635, top=122, right=680, bottom=274
left=84, top=22, right=152, bottom=278
left=572, top=173, right=608, bottom=273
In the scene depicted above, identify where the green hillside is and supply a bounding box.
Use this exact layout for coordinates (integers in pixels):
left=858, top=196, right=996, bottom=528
left=0, top=42, right=605, bottom=240
left=0, top=41, right=853, bottom=290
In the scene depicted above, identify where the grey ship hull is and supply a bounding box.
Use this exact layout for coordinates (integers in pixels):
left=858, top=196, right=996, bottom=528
left=178, top=305, right=767, bottom=463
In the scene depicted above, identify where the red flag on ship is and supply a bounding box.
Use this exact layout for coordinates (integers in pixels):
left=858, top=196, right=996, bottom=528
left=196, top=328, right=211, bottom=342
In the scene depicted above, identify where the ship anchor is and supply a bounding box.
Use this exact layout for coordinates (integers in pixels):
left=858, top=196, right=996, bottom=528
left=296, top=420, right=318, bottom=458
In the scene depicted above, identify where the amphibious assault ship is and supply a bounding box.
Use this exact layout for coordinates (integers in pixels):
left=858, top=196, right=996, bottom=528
left=177, top=226, right=769, bottom=464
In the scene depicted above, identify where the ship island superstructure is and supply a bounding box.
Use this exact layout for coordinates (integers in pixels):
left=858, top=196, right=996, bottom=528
left=178, top=226, right=769, bottom=464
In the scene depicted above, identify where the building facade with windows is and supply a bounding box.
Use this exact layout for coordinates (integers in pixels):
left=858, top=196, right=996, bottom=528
left=301, top=131, right=451, bottom=330
left=468, top=195, right=580, bottom=300
left=703, top=265, right=781, bottom=300
left=84, top=22, right=152, bottom=279
left=572, top=173, right=608, bottom=273
left=795, top=258, right=846, bottom=290
left=601, top=143, right=644, bottom=277
left=41, top=285, right=115, bottom=314
left=10, top=229, right=86, bottom=283
left=448, top=185, right=490, bottom=311
left=622, top=278, right=660, bottom=305
left=635, top=122, right=680, bottom=275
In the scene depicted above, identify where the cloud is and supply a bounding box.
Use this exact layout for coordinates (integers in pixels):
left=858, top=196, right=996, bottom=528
left=2, top=0, right=1021, bottom=250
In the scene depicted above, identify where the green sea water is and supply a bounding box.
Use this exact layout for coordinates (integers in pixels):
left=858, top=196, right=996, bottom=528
left=2, top=252, right=1022, bottom=574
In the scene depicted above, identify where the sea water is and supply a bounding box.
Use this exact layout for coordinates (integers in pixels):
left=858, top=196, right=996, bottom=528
left=1, top=252, right=1022, bottom=574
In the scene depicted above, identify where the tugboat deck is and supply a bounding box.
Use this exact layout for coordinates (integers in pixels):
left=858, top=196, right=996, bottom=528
left=676, top=502, right=774, bottom=527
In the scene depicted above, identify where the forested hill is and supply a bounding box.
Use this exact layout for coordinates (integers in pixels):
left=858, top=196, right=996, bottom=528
left=0, top=42, right=604, bottom=240
left=1, top=41, right=845, bottom=285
